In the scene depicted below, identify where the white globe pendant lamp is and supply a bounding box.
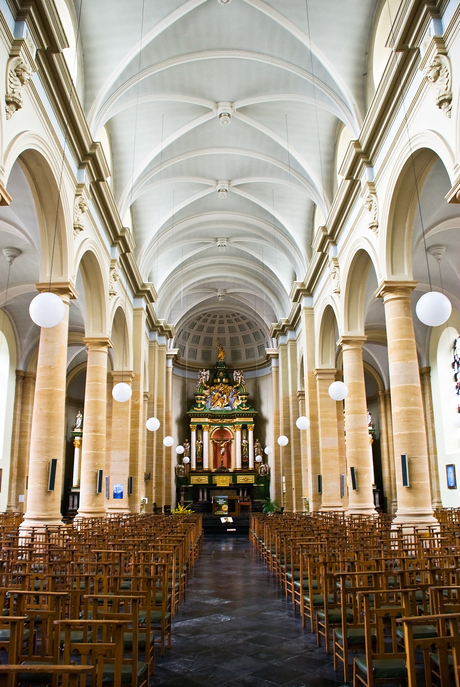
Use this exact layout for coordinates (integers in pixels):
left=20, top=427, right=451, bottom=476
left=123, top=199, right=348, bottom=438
left=277, top=435, right=289, bottom=447
left=416, top=291, right=452, bottom=327
left=296, top=416, right=310, bottom=430
left=182, top=456, right=190, bottom=464
left=146, top=417, right=160, bottom=432
left=264, top=446, right=272, bottom=455
left=176, top=445, right=185, bottom=454
left=329, top=381, right=348, bottom=401
left=29, top=292, right=66, bottom=328
left=112, top=382, right=132, bottom=403
left=163, top=436, right=174, bottom=447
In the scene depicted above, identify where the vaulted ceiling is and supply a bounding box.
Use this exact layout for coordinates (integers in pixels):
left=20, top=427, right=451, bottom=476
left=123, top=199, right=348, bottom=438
left=77, top=0, right=378, bottom=365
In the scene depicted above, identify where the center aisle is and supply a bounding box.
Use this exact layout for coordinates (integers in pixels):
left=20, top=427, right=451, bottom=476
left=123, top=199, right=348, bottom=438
left=153, top=535, right=346, bottom=687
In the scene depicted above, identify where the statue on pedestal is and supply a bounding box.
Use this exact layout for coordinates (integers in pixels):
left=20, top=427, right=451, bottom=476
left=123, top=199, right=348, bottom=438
left=73, top=411, right=83, bottom=431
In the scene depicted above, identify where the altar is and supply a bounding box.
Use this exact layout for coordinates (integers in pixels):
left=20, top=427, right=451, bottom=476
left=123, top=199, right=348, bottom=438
left=176, top=343, right=269, bottom=508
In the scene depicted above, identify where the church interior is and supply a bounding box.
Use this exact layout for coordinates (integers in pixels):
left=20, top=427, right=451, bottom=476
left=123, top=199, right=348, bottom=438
left=0, top=0, right=460, bottom=683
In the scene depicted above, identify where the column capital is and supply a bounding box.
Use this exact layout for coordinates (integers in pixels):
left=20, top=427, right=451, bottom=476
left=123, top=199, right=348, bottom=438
left=111, top=370, right=134, bottom=385
left=338, top=336, right=367, bottom=350
left=143, top=391, right=150, bottom=402
left=247, top=424, right=254, bottom=431
left=190, top=425, right=196, bottom=432
left=234, top=424, right=242, bottom=431
left=15, top=370, right=26, bottom=382
left=83, top=336, right=113, bottom=351
left=314, top=368, right=337, bottom=381
left=375, top=280, right=417, bottom=300
left=35, top=282, right=78, bottom=300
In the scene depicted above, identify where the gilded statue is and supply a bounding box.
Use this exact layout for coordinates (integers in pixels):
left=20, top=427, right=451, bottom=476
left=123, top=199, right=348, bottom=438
left=216, top=339, right=225, bottom=361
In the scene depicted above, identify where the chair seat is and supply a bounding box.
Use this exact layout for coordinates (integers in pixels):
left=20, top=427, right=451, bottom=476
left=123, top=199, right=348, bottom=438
left=0, top=629, right=30, bottom=642
left=59, top=630, right=92, bottom=644
left=102, top=661, right=148, bottom=684
left=334, top=628, right=376, bottom=645
left=139, top=610, right=171, bottom=624
left=18, top=661, right=54, bottom=683
left=396, top=624, right=437, bottom=641
left=355, top=656, right=407, bottom=679
left=304, top=594, right=334, bottom=606
left=317, top=609, right=352, bottom=623
left=123, top=632, right=152, bottom=650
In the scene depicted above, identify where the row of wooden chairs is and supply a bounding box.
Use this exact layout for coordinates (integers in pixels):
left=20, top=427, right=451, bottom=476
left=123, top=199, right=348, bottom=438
left=0, top=513, right=203, bottom=686
left=251, top=510, right=460, bottom=686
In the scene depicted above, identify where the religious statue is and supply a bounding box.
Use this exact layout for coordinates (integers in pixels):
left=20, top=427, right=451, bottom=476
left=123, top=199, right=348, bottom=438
left=258, top=462, right=270, bottom=477
left=73, top=410, right=83, bottom=431
left=197, top=368, right=209, bottom=388
left=254, top=438, right=263, bottom=457
left=216, top=339, right=225, bottom=361
left=175, top=463, right=186, bottom=478
left=183, top=439, right=190, bottom=458
left=196, top=438, right=203, bottom=458
left=424, top=54, right=452, bottom=117
left=367, top=410, right=373, bottom=430
left=241, top=437, right=249, bottom=459
left=212, top=436, right=231, bottom=469
left=233, top=369, right=245, bottom=386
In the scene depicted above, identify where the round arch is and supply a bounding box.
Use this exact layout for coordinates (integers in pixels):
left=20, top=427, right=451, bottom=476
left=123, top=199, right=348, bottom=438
left=342, top=246, right=379, bottom=335
left=74, top=246, right=109, bottom=337
left=110, top=304, right=132, bottom=371
left=316, top=301, right=340, bottom=369
left=381, top=136, right=454, bottom=281
left=4, top=140, right=71, bottom=283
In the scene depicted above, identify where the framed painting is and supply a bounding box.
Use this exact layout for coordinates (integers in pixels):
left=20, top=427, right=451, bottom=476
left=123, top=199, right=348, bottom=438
left=446, top=464, right=457, bottom=489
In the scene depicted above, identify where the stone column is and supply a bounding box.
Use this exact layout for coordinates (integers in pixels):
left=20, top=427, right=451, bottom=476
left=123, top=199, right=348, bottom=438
left=72, top=435, right=82, bottom=488
left=315, top=369, right=343, bottom=511
left=268, top=350, right=281, bottom=502
left=378, top=390, right=397, bottom=514
left=203, top=425, right=209, bottom=469
left=190, top=426, right=196, bottom=469
left=165, top=352, right=175, bottom=508
left=378, top=281, right=437, bottom=526
left=300, top=301, right=321, bottom=511
left=129, top=308, right=147, bottom=513
left=21, top=287, right=74, bottom=530
left=107, top=371, right=133, bottom=514
left=16, top=372, right=35, bottom=512
left=248, top=424, right=254, bottom=469
left=279, top=341, right=293, bottom=511
left=235, top=425, right=242, bottom=469
left=141, top=391, right=149, bottom=502
left=77, top=337, right=112, bottom=518
left=339, top=337, right=376, bottom=515
left=6, top=371, right=25, bottom=511
left=420, top=367, right=442, bottom=509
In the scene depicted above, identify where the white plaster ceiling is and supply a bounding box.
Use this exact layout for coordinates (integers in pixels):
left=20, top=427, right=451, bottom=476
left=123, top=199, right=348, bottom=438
left=76, top=0, right=377, bottom=364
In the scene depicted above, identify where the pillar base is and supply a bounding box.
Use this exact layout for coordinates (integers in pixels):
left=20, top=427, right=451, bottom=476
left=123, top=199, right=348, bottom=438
left=105, top=507, right=130, bottom=515
left=76, top=508, right=106, bottom=518
left=392, top=507, right=438, bottom=530
left=320, top=505, right=345, bottom=512
left=20, top=515, right=63, bottom=531
left=346, top=504, right=377, bottom=516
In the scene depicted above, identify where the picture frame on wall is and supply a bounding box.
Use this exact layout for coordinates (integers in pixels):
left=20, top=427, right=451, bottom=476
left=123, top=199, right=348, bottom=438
left=446, top=464, right=457, bottom=489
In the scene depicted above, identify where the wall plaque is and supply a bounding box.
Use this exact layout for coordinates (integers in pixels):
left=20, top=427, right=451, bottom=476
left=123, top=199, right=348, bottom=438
left=213, top=475, right=231, bottom=487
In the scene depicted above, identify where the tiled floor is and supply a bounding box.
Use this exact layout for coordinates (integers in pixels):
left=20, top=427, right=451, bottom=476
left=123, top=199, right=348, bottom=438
left=152, top=535, right=347, bottom=686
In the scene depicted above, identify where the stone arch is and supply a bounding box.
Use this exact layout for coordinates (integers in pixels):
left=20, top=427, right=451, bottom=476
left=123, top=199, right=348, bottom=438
left=316, top=302, right=340, bottom=369
left=110, top=304, right=131, bottom=371
left=382, top=139, right=454, bottom=281
left=74, top=246, right=108, bottom=337
left=342, top=247, right=379, bottom=335
left=4, top=141, right=71, bottom=283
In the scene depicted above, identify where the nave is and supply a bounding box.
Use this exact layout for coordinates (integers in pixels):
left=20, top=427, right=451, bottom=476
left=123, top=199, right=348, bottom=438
left=155, top=535, right=344, bottom=687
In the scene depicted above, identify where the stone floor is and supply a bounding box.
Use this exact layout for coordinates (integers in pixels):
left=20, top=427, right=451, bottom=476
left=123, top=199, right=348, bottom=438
left=152, top=535, right=348, bottom=687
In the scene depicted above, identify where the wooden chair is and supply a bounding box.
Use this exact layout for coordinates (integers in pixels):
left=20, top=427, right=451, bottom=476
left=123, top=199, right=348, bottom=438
left=398, top=612, right=460, bottom=687
left=0, top=664, right=93, bottom=687
left=353, top=591, right=407, bottom=687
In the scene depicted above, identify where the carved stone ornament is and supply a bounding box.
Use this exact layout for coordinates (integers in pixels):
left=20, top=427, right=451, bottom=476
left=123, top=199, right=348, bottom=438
left=73, top=195, right=89, bottom=235
left=329, top=257, right=340, bottom=296
left=424, top=54, right=452, bottom=118
left=109, top=259, right=119, bottom=299
left=363, top=192, right=379, bottom=233
left=5, top=56, right=33, bottom=119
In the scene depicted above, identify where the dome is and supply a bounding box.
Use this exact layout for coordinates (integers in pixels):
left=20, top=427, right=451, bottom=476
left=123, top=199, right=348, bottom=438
left=175, top=310, right=270, bottom=367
